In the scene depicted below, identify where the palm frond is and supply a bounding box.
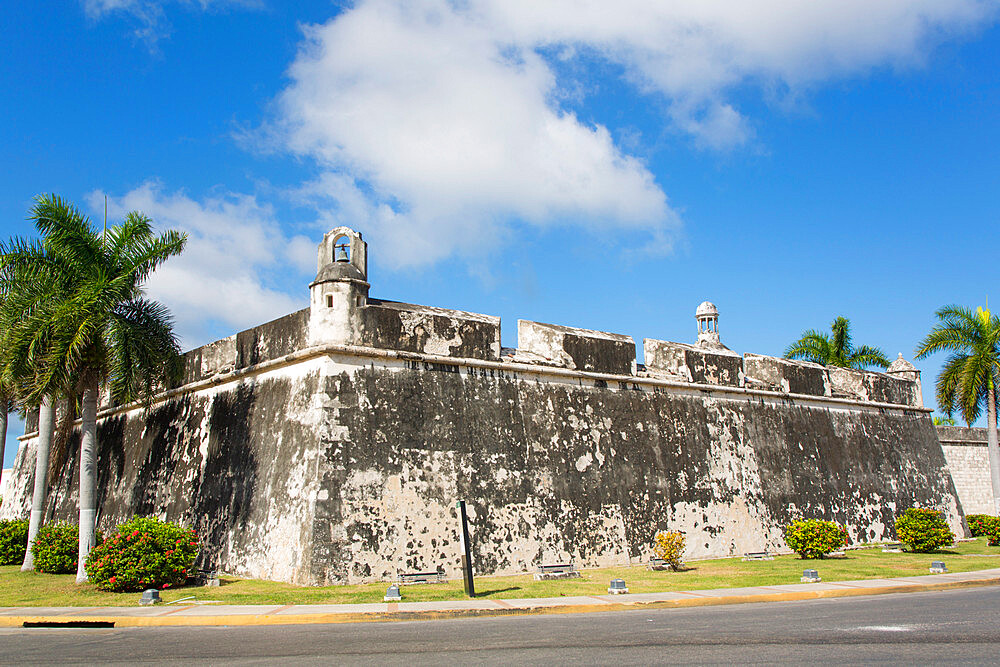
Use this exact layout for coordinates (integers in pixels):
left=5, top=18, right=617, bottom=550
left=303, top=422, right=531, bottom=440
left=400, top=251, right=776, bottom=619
left=830, top=316, right=852, bottom=361
left=785, top=330, right=833, bottom=364
left=847, top=345, right=890, bottom=370
left=106, top=298, right=182, bottom=405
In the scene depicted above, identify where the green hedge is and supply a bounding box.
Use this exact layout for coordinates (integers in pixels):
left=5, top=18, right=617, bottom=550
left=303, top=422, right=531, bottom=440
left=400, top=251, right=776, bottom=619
left=966, top=514, right=995, bottom=538
left=895, top=508, right=955, bottom=552
left=783, top=519, right=848, bottom=559
left=32, top=522, right=81, bottom=574
left=85, top=517, right=199, bottom=592
left=974, top=516, right=1000, bottom=546
left=0, top=519, right=29, bottom=565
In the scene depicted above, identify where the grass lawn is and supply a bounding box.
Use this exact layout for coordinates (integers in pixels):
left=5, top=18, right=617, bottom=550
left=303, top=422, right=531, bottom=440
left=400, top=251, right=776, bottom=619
left=1, top=539, right=998, bottom=607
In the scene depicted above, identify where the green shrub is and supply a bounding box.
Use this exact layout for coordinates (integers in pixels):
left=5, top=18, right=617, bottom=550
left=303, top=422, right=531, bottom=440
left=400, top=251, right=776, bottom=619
left=652, top=530, right=686, bottom=570
left=978, top=516, right=1000, bottom=547
left=32, top=521, right=81, bottom=573
left=966, top=514, right=994, bottom=538
left=895, top=508, right=955, bottom=552
left=0, top=519, right=29, bottom=565
left=783, top=519, right=848, bottom=559
left=85, top=517, right=199, bottom=592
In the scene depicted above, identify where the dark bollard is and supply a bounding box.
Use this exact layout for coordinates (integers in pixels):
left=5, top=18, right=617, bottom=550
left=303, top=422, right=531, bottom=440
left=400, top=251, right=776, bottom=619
left=457, top=500, right=476, bottom=598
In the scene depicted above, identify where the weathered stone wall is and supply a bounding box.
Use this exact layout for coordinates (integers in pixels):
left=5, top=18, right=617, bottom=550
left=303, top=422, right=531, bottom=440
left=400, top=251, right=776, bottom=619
left=937, top=426, right=997, bottom=516
left=2, top=331, right=960, bottom=586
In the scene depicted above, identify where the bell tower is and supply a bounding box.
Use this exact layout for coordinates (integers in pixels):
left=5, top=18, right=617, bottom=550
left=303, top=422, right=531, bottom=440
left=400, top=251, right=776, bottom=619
left=309, top=227, right=369, bottom=346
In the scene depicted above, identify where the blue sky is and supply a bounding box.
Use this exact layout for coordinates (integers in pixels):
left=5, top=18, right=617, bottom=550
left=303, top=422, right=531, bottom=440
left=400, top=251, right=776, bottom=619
left=3, top=0, right=1000, bottom=468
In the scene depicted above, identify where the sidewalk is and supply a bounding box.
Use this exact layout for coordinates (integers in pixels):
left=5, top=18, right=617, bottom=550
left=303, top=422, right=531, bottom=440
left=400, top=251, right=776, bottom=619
left=3, top=568, right=999, bottom=628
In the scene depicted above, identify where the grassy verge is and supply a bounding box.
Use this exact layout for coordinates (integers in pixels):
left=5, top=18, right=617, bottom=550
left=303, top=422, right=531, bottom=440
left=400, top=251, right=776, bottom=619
left=1, top=539, right=998, bottom=607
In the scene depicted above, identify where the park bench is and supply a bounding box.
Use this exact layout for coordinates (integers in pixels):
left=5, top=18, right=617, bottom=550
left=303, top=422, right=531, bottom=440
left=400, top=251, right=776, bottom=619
left=188, top=569, right=220, bottom=587
left=881, top=542, right=903, bottom=553
left=648, top=557, right=670, bottom=571
left=398, top=570, right=446, bottom=585
left=741, top=551, right=774, bottom=561
left=533, top=562, right=581, bottom=581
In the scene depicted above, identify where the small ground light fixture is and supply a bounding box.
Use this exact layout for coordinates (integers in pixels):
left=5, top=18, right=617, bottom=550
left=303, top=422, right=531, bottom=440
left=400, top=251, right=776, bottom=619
left=801, top=569, right=821, bottom=583
left=139, top=589, right=161, bottom=606
left=608, top=578, right=628, bottom=594
left=930, top=561, right=948, bottom=573
left=384, top=584, right=402, bottom=601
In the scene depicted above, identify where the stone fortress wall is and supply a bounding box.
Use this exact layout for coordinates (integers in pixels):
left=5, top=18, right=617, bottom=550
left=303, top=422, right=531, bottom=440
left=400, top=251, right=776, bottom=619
left=0, top=227, right=967, bottom=585
left=936, top=426, right=997, bottom=516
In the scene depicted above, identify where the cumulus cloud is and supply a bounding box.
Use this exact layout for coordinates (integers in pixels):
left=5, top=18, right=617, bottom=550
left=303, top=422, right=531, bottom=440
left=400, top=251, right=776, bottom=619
left=268, top=0, right=996, bottom=267
left=89, top=183, right=313, bottom=347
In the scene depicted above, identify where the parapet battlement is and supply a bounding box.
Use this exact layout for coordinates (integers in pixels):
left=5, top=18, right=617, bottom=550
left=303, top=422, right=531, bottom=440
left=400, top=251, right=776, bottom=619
left=172, top=226, right=924, bottom=410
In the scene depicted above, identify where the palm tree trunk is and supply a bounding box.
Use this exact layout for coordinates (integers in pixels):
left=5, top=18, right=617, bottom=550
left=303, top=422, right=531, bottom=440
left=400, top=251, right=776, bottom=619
left=0, top=400, right=7, bottom=500
left=75, top=383, right=98, bottom=583
left=21, top=399, right=55, bottom=571
left=987, top=380, right=1000, bottom=516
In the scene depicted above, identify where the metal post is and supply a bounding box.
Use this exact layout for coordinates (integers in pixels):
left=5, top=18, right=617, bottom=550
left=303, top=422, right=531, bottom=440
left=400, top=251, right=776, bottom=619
left=456, top=500, right=475, bottom=598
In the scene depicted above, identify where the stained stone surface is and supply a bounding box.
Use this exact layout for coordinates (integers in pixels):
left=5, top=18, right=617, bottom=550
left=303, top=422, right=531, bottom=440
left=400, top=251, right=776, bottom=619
left=0, top=230, right=964, bottom=587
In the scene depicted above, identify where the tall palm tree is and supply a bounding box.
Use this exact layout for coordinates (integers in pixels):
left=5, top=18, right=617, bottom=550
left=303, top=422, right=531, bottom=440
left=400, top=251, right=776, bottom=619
left=785, top=316, right=890, bottom=370
left=916, top=305, right=1000, bottom=515
left=1, top=259, right=62, bottom=571
left=0, top=194, right=185, bottom=582
left=19, top=400, right=56, bottom=571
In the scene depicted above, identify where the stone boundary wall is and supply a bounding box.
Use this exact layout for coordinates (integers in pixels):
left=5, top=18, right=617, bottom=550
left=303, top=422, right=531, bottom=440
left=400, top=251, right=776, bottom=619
left=937, top=426, right=997, bottom=516
left=2, top=325, right=960, bottom=586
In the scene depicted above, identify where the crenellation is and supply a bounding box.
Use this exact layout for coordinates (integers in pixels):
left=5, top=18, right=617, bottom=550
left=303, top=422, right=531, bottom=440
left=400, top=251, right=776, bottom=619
left=516, top=320, right=636, bottom=375
left=743, top=354, right=830, bottom=397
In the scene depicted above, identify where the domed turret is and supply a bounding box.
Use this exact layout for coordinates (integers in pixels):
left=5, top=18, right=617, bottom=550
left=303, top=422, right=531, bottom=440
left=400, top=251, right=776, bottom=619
left=886, top=353, right=923, bottom=407
left=887, top=353, right=917, bottom=374
left=696, top=301, right=718, bottom=318
left=696, top=301, right=723, bottom=348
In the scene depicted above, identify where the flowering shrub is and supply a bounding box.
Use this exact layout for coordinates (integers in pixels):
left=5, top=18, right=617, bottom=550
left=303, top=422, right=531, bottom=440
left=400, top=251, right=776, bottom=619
left=966, top=514, right=995, bottom=538
left=783, top=519, right=848, bottom=559
left=0, top=519, right=29, bottom=565
left=32, top=521, right=82, bottom=573
left=652, top=530, right=686, bottom=570
left=975, top=516, right=1000, bottom=547
left=85, top=517, right=199, bottom=592
left=895, top=508, right=955, bottom=552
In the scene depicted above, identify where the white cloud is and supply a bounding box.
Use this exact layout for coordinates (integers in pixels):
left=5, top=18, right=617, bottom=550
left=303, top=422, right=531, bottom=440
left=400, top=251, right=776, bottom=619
left=274, top=0, right=676, bottom=269
left=268, top=0, right=997, bottom=268
left=82, top=0, right=260, bottom=42
left=89, top=183, right=313, bottom=348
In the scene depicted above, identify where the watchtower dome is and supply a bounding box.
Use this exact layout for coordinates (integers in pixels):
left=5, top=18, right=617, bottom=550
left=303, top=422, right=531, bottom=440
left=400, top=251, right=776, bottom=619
left=696, top=301, right=721, bottom=348
left=309, top=227, right=369, bottom=345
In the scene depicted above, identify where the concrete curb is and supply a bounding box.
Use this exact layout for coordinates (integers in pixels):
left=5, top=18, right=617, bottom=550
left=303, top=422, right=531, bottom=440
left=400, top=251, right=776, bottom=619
left=3, top=570, right=1000, bottom=628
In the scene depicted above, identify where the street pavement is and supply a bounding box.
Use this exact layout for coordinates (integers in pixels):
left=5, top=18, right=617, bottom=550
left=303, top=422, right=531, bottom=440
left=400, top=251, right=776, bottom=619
left=1, top=585, right=999, bottom=664
left=1, top=567, right=998, bottom=628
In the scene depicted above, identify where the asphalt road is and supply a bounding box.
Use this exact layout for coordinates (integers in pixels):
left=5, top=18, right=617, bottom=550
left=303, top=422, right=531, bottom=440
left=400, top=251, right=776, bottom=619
left=2, top=586, right=1000, bottom=665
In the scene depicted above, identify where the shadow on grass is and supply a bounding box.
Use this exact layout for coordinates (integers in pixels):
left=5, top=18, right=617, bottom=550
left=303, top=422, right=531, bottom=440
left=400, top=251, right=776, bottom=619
left=476, top=586, right=521, bottom=596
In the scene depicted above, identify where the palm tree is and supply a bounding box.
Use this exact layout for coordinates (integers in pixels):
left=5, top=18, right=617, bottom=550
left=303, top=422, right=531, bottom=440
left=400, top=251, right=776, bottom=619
left=1, top=266, right=62, bottom=572
left=0, top=194, right=185, bottom=581
left=916, top=305, right=1000, bottom=515
left=19, top=400, right=56, bottom=571
left=785, top=316, right=890, bottom=370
